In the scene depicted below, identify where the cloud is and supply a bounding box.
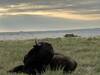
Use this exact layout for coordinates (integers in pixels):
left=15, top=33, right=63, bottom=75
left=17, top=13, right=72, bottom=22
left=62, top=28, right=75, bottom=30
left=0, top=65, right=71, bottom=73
left=0, top=0, right=33, bottom=5
left=0, top=9, right=100, bottom=21
left=0, top=0, right=100, bottom=21
left=0, top=7, right=9, bottom=12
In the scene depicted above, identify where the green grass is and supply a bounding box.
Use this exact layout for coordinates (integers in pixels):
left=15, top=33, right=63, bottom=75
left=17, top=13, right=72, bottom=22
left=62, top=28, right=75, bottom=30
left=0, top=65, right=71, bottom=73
left=0, top=37, right=100, bottom=75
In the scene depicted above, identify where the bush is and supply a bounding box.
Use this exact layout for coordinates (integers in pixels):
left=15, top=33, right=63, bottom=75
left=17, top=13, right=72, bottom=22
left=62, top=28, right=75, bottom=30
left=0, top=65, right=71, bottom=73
left=64, top=33, right=78, bottom=37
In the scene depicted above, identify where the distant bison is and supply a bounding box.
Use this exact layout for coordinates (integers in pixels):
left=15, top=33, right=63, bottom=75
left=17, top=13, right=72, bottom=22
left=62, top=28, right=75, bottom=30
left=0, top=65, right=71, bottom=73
left=23, top=41, right=54, bottom=74
left=49, top=53, right=77, bottom=73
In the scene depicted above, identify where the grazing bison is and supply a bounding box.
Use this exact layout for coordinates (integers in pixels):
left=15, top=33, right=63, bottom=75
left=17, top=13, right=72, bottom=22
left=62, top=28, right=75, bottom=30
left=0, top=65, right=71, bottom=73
left=23, top=41, right=54, bottom=74
left=49, top=53, right=77, bottom=73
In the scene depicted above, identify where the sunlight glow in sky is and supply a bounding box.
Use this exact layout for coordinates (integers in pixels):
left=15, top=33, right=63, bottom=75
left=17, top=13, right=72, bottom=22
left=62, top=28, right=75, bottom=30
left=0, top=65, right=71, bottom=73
left=0, top=10, right=100, bottom=21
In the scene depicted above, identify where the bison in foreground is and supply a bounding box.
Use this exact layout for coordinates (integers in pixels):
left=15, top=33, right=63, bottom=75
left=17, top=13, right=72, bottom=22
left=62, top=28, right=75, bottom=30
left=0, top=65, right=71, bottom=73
left=8, top=41, right=77, bottom=75
left=9, top=41, right=54, bottom=75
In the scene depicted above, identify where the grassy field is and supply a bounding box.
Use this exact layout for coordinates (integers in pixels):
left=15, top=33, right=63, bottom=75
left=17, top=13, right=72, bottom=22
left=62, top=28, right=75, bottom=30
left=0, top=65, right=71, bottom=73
left=0, top=37, right=100, bottom=75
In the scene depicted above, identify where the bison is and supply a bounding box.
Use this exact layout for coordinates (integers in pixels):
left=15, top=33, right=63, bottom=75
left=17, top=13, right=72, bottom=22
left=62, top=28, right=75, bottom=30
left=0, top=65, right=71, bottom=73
left=9, top=41, right=54, bottom=75
left=8, top=41, right=77, bottom=75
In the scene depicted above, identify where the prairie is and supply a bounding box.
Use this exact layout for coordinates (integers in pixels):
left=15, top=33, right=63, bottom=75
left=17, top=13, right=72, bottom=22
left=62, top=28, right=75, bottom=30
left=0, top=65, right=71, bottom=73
left=0, top=37, right=100, bottom=75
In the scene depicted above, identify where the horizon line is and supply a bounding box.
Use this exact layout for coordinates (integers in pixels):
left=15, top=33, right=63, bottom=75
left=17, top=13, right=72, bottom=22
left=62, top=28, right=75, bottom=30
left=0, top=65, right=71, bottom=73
left=0, top=27, right=100, bottom=33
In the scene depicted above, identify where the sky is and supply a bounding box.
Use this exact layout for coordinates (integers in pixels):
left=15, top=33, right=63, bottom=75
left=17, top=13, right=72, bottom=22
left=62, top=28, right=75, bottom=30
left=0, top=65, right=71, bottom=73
left=0, top=0, right=100, bottom=32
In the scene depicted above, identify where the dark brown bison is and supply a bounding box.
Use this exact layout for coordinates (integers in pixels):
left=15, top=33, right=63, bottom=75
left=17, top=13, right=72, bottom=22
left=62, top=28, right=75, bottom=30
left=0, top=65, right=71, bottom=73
left=8, top=41, right=77, bottom=75
left=9, top=41, right=54, bottom=75
left=49, top=53, right=77, bottom=73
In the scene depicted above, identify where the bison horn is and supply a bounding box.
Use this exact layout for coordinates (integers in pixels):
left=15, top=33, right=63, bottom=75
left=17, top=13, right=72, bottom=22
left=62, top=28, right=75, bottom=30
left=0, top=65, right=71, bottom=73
left=35, top=39, right=38, bottom=45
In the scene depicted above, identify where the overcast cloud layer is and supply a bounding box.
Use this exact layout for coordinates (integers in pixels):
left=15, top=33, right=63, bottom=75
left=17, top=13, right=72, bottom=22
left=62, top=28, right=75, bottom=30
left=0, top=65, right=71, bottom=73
left=0, top=0, right=100, bottom=32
